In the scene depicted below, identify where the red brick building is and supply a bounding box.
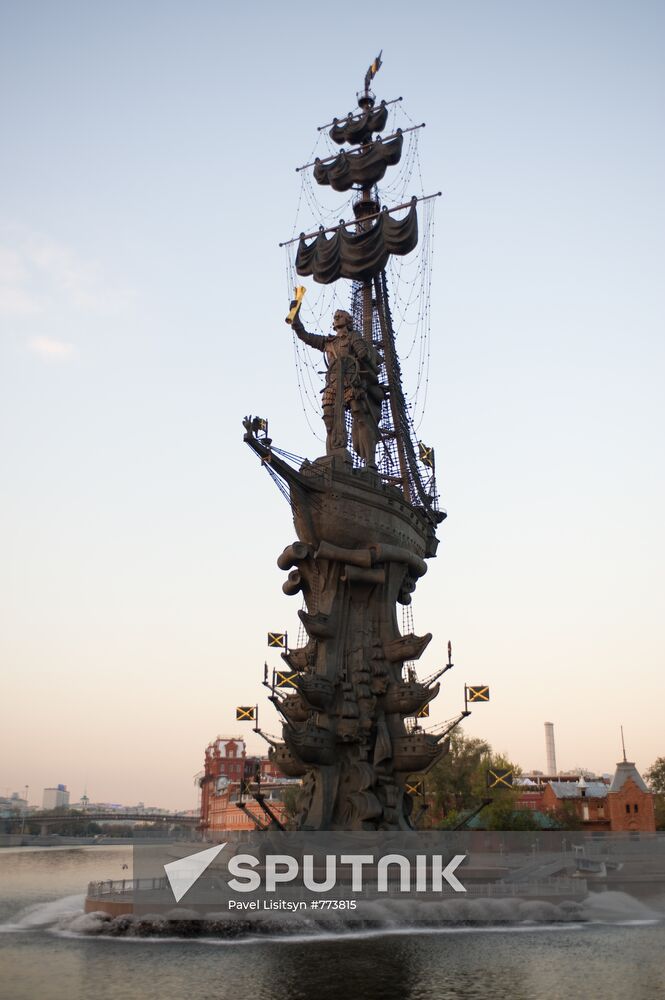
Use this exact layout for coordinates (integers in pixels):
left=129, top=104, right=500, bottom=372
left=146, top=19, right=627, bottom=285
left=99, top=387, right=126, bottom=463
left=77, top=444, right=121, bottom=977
left=515, top=774, right=597, bottom=814
left=540, top=761, right=655, bottom=832
left=540, top=778, right=611, bottom=829
left=606, top=760, right=657, bottom=832
left=198, top=736, right=297, bottom=835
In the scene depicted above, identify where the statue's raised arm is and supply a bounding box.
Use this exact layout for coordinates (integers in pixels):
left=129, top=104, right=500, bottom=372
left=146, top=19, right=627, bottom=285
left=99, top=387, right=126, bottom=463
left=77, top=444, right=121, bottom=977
left=291, top=312, right=329, bottom=352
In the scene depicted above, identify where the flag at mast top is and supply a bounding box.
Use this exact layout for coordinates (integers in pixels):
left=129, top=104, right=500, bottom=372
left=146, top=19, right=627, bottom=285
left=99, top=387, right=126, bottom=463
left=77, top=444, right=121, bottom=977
left=364, top=50, right=383, bottom=96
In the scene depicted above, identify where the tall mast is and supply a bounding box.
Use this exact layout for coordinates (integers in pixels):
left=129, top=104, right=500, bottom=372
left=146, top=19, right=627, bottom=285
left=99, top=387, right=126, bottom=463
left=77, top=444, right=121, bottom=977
left=356, top=69, right=380, bottom=345
left=373, top=273, right=411, bottom=502
left=351, top=78, right=410, bottom=496
left=292, top=71, right=440, bottom=520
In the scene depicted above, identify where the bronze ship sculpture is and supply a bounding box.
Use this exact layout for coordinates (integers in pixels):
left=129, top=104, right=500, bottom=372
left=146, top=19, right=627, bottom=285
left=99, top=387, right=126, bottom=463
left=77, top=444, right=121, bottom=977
left=243, top=58, right=469, bottom=831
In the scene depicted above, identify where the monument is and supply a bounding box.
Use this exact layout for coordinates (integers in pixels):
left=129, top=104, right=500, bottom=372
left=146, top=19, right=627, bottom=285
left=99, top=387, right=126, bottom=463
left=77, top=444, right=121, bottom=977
left=243, top=59, right=468, bottom=831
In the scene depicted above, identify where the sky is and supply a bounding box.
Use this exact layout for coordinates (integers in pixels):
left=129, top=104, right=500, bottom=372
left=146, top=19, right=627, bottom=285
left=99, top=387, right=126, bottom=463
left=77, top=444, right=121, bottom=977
left=1, top=1, right=664, bottom=810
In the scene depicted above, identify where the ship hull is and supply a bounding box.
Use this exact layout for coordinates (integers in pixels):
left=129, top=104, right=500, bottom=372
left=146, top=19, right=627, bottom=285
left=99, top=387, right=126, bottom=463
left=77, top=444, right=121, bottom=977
left=293, top=456, right=437, bottom=558
left=243, top=436, right=447, bottom=830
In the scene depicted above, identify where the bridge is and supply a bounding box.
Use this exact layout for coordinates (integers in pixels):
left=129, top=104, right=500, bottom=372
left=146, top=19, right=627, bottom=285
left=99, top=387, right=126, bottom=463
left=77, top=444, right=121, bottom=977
left=32, top=812, right=199, bottom=835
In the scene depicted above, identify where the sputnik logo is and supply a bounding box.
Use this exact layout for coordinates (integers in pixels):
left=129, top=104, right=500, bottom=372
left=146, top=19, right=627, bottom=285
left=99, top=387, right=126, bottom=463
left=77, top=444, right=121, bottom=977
left=164, top=844, right=468, bottom=901
left=164, top=843, right=227, bottom=902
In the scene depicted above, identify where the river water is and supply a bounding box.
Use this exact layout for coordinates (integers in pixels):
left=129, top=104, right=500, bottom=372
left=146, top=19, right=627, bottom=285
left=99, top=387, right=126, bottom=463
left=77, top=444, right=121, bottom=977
left=1, top=847, right=665, bottom=1000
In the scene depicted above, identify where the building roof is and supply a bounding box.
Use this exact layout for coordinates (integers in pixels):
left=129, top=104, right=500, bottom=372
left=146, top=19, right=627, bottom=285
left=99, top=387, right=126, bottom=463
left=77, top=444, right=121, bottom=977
left=547, top=781, right=609, bottom=799
left=609, top=761, right=649, bottom=794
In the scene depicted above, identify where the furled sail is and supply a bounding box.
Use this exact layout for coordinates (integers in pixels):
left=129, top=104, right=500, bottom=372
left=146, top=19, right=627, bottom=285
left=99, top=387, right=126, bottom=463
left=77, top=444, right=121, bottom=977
left=329, top=101, right=389, bottom=145
left=313, top=132, right=403, bottom=192
left=295, top=202, right=418, bottom=284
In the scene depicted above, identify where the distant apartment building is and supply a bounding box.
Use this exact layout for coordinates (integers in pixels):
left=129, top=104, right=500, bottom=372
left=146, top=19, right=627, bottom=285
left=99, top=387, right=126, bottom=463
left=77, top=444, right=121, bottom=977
left=42, top=784, right=70, bottom=810
left=0, top=792, right=29, bottom=817
left=83, top=801, right=168, bottom=815
left=198, top=736, right=298, bottom=834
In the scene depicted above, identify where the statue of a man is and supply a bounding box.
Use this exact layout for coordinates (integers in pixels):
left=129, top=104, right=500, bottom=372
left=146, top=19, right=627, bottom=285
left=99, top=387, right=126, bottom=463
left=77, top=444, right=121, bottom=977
left=291, top=309, right=384, bottom=466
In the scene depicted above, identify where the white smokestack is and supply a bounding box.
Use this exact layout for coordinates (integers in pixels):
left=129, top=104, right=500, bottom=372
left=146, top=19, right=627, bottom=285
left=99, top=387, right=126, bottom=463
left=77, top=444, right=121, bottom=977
left=544, top=721, right=557, bottom=775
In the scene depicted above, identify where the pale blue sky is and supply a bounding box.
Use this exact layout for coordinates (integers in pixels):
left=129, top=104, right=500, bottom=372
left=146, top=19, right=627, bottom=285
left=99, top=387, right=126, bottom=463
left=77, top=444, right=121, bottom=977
left=1, top=1, right=664, bottom=808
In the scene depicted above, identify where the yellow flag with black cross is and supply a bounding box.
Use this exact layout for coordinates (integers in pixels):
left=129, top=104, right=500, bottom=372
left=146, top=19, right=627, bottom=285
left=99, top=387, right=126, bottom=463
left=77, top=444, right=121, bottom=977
left=285, top=286, right=306, bottom=325
left=487, top=767, right=513, bottom=789
left=236, top=706, right=256, bottom=722
left=418, top=441, right=435, bottom=470
left=467, top=685, right=490, bottom=702
left=364, top=50, right=383, bottom=91
left=267, top=632, right=287, bottom=649
left=275, top=670, right=299, bottom=689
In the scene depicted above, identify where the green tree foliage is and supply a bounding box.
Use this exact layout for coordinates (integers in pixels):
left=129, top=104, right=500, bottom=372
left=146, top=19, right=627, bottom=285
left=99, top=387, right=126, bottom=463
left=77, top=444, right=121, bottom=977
left=483, top=800, right=542, bottom=832
left=654, top=796, right=665, bottom=831
left=544, top=800, right=583, bottom=832
left=426, top=732, right=491, bottom=817
left=280, top=784, right=302, bottom=830
left=424, top=732, right=529, bottom=830
left=644, top=759, right=665, bottom=829
left=645, top=757, right=665, bottom=794
left=23, top=810, right=102, bottom=836
left=96, top=823, right=135, bottom=837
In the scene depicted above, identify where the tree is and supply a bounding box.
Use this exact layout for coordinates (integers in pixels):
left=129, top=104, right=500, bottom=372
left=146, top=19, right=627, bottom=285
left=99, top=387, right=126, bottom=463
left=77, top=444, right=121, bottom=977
left=654, top=797, right=665, bottom=831
left=24, top=810, right=102, bottom=836
left=544, top=800, right=583, bottom=831
left=483, top=800, right=542, bottom=832
left=645, top=758, right=665, bottom=831
left=645, top=757, right=665, bottom=794
left=424, top=731, right=522, bottom=828
left=425, top=732, right=491, bottom=819
left=280, top=785, right=302, bottom=830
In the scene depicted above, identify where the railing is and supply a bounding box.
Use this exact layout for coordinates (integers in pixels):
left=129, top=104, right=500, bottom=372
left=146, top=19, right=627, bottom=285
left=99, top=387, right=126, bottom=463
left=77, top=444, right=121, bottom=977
left=87, top=877, right=167, bottom=897
left=577, top=832, right=665, bottom=856
left=88, top=875, right=585, bottom=900
left=35, top=812, right=199, bottom=827
left=466, top=878, right=586, bottom=897
left=378, top=877, right=585, bottom=898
